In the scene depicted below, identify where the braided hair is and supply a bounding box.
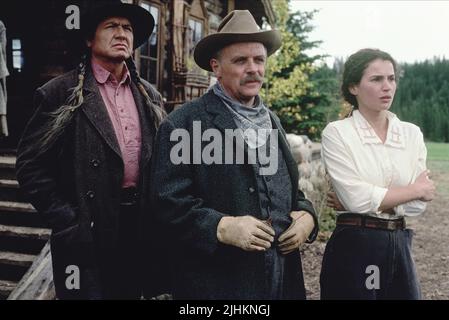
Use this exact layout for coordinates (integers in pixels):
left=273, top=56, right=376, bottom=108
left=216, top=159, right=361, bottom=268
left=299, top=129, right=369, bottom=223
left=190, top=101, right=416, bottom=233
left=34, top=54, right=88, bottom=156
left=34, top=55, right=166, bottom=156
left=126, top=57, right=166, bottom=128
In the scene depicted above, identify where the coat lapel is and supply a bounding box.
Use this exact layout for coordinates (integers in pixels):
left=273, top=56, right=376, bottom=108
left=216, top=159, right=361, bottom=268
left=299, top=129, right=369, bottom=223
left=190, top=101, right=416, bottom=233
left=269, top=112, right=299, bottom=193
left=81, top=71, right=122, bottom=159
left=130, top=81, right=154, bottom=168
left=204, top=92, right=238, bottom=133
left=204, top=92, right=250, bottom=159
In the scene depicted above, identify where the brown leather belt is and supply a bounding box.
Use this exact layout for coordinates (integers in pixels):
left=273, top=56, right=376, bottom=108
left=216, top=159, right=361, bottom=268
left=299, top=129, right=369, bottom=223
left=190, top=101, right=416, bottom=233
left=336, top=214, right=406, bottom=231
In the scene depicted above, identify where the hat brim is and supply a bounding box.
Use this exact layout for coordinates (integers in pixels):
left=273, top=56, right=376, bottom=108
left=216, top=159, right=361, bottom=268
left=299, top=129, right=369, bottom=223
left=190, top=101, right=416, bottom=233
left=193, top=30, right=282, bottom=72
left=84, top=3, right=155, bottom=49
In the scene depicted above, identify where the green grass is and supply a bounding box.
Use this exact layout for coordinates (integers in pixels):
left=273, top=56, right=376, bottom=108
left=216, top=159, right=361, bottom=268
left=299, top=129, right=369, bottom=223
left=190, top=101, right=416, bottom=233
left=428, top=160, right=449, bottom=174
left=426, top=142, right=449, bottom=174
left=426, top=142, right=449, bottom=163
left=426, top=142, right=449, bottom=193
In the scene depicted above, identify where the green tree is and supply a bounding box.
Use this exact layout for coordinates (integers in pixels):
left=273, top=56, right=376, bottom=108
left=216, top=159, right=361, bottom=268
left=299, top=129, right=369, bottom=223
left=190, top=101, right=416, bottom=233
left=392, top=57, right=449, bottom=142
left=262, top=0, right=340, bottom=140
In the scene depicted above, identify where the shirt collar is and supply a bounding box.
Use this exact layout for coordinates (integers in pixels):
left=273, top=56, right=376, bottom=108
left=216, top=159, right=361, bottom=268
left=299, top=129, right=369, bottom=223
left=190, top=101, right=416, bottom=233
left=353, top=110, right=405, bottom=149
left=91, top=60, right=131, bottom=85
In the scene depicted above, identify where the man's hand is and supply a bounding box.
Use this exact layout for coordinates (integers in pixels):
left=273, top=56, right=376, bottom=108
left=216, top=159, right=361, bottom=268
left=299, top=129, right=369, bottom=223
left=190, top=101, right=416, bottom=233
left=278, top=211, right=314, bottom=255
left=327, top=191, right=346, bottom=211
left=217, top=216, right=275, bottom=251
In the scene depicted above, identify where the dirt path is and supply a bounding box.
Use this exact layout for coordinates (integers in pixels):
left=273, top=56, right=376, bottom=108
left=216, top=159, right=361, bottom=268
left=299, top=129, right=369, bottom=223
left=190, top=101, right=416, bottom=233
left=300, top=168, right=449, bottom=300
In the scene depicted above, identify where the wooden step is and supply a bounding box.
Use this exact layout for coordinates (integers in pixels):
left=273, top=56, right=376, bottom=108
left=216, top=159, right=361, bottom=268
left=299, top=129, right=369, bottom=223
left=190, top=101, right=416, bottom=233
left=8, top=242, right=56, bottom=300
left=0, top=237, right=49, bottom=256
left=0, top=183, right=26, bottom=202
left=0, top=201, right=35, bottom=213
left=0, top=225, right=50, bottom=241
left=0, top=156, right=17, bottom=180
left=0, top=179, right=19, bottom=189
left=0, top=156, right=15, bottom=169
left=0, top=251, right=35, bottom=268
left=0, top=279, right=17, bottom=299
left=0, top=201, right=46, bottom=229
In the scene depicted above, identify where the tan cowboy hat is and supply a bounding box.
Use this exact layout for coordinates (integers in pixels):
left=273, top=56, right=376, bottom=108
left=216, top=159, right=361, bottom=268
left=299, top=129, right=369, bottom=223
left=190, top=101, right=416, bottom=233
left=194, top=10, right=282, bottom=71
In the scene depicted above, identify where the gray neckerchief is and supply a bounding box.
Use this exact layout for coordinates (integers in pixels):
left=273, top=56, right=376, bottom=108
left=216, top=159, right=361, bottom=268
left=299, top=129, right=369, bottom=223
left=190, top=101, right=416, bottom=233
left=212, top=82, right=272, bottom=149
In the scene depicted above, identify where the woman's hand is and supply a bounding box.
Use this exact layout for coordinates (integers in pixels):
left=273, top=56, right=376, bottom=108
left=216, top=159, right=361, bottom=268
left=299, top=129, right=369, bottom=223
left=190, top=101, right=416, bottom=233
left=327, top=191, right=346, bottom=211
left=413, top=170, right=436, bottom=201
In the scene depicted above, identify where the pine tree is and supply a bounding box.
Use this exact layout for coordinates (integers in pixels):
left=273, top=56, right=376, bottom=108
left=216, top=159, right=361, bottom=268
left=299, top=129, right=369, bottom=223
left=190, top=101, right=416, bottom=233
left=262, top=0, right=340, bottom=140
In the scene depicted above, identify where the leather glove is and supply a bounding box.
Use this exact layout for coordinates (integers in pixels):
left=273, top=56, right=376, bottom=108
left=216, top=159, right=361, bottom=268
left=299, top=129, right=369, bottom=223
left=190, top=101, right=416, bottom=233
left=278, top=211, right=315, bottom=254
left=217, top=215, right=275, bottom=251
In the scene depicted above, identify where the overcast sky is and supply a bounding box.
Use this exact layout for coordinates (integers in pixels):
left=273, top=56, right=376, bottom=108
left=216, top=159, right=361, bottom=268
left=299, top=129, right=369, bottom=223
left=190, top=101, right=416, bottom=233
left=290, top=0, right=449, bottom=66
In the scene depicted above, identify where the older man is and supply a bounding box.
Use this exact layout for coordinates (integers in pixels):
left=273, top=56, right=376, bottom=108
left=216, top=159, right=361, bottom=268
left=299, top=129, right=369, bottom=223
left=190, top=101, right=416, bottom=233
left=16, top=2, right=166, bottom=299
left=151, top=10, right=318, bottom=299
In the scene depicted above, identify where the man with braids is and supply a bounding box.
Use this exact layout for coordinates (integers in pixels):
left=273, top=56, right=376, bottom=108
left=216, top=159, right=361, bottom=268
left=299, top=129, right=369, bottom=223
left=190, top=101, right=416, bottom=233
left=16, top=2, right=167, bottom=299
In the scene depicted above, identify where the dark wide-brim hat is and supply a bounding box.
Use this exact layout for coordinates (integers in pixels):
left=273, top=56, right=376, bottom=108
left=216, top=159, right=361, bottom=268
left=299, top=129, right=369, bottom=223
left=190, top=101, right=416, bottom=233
left=194, top=10, right=282, bottom=72
left=83, top=2, right=154, bottom=49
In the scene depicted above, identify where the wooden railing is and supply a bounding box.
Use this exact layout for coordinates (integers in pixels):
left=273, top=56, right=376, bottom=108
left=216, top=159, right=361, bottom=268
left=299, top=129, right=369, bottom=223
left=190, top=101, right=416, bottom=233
left=8, top=241, right=55, bottom=300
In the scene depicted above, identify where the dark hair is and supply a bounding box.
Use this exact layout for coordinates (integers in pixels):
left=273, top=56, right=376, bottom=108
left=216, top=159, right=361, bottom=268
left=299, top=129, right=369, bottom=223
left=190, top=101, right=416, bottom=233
left=342, top=48, right=397, bottom=108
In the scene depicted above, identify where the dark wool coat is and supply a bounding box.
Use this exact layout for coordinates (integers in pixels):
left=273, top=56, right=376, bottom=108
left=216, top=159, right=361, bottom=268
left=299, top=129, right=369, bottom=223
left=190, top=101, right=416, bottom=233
left=16, top=68, right=167, bottom=299
left=150, top=91, right=319, bottom=299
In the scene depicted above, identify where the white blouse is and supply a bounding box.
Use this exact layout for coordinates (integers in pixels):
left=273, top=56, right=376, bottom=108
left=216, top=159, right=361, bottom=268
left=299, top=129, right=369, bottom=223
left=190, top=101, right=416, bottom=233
left=321, top=110, right=427, bottom=218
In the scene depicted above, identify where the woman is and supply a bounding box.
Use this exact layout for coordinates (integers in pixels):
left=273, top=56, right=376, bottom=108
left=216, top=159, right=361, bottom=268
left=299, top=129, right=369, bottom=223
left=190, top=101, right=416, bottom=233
left=320, top=48, right=435, bottom=299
